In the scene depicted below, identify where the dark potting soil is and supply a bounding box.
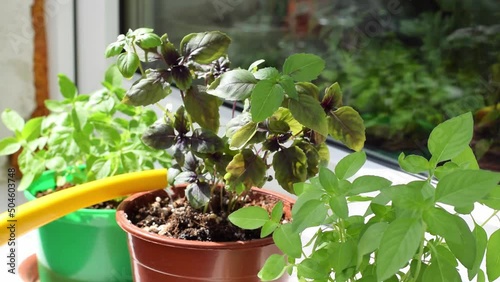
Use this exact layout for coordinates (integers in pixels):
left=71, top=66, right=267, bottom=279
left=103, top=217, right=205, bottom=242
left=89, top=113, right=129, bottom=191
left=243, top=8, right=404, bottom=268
left=130, top=189, right=283, bottom=242
left=35, top=183, right=122, bottom=209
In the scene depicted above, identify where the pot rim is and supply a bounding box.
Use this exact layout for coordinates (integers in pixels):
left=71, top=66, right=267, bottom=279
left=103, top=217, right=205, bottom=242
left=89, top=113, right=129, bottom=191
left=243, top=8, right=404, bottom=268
left=116, top=187, right=295, bottom=250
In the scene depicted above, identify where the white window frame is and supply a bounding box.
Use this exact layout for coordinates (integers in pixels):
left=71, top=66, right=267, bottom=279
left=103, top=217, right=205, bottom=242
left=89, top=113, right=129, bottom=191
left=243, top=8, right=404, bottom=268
left=46, top=0, right=119, bottom=98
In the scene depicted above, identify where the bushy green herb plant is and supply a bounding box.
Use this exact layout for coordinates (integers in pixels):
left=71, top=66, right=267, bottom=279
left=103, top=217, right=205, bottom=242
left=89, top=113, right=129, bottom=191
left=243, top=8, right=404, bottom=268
left=326, top=41, right=483, bottom=149
left=105, top=28, right=365, bottom=211
left=0, top=66, right=171, bottom=191
left=230, top=112, right=500, bottom=281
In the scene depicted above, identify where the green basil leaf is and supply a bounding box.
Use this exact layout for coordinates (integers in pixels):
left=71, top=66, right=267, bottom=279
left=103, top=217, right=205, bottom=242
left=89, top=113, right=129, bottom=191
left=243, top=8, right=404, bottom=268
left=272, top=107, right=302, bottom=135
left=357, top=222, right=389, bottom=266
left=44, top=100, right=66, bottom=112
left=225, top=149, right=266, bottom=189
left=228, top=206, right=269, bottom=229
left=398, top=153, right=430, bottom=174
left=327, top=106, right=366, bottom=152
left=104, top=64, right=123, bottom=88
left=452, top=146, right=480, bottom=170
left=273, top=223, right=302, bottom=258
left=291, top=199, right=328, bottom=233
left=254, top=67, right=280, bottom=81
left=260, top=221, right=279, bottom=238
left=251, top=80, right=285, bottom=122
left=329, top=195, right=349, bottom=219
left=318, top=165, right=338, bottom=195
left=258, top=254, right=287, bottom=281
left=18, top=172, right=36, bottom=191
left=136, top=32, right=162, bottom=49
left=160, top=34, right=181, bottom=66
left=273, top=146, right=308, bottom=193
left=180, top=31, right=231, bottom=64
left=289, top=94, right=328, bottom=136
left=428, top=112, right=473, bottom=163
left=71, top=105, right=87, bottom=131
left=0, top=137, right=21, bottom=155
left=94, top=123, right=121, bottom=147
left=477, top=269, right=486, bottom=282
left=58, top=74, right=78, bottom=100
left=117, top=51, right=140, bottom=79
left=297, top=258, right=330, bottom=280
left=122, top=72, right=172, bottom=106
left=349, top=175, right=392, bottom=195
left=131, top=27, right=154, bottom=36
left=423, top=207, right=464, bottom=244
left=283, top=53, right=325, bottom=82
left=480, top=185, right=500, bottom=210
left=94, top=159, right=112, bottom=180
left=435, top=169, right=500, bottom=207
left=384, top=182, right=432, bottom=211
left=248, top=59, right=265, bottom=72
left=322, top=82, right=343, bottom=110
left=376, top=218, right=424, bottom=281
left=329, top=240, right=356, bottom=273
left=292, top=190, right=324, bottom=217
left=271, top=201, right=284, bottom=223
left=486, top=229, right=500, bottom=281
left=190, top=128, right=223, bottom=154
left=45, top=156, right=66, bottom=171
left=2, top=109, right=25, bottom=132
left=468, top=224, right=487, bottom=280
left=296, top=141, right=321, bottom=179
left=422, top=246, right=461, bottom=282
left=171, top=65, right=192, bottom=91
left=105, top=40, right=125, bottom=58
left=434, top=161, right=460, bottom=180
left=335, top=151, right=366, bottom=180
left=230, top=122, right=257, bottom=150
left=173, top=171, right=197, bottom=186
left=446, top=216, right=476, bottom=269
left=173, top=106, right=190, bottom=135
left=141, top=120, right=175, bottom=149
left=185, top=86, right=220, bottom=132
left=279, top=75, right=298, bottom=100
left=207, top=69, right=257, bottom=101
left=185, top=182, right=210, bottom=209
left=295, top=82, right=319, bottom=99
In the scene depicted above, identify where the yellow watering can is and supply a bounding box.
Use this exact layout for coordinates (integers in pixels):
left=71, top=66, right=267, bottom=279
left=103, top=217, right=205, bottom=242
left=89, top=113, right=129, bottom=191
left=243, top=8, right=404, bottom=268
left=0, top=169, right=168, bottom=246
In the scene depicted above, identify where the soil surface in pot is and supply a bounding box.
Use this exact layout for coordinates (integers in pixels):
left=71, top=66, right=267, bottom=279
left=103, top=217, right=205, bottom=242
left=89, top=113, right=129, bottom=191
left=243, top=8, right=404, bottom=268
left=129, top=189, right=282, bottom=242
left=35, top=183, right=122, bottom=209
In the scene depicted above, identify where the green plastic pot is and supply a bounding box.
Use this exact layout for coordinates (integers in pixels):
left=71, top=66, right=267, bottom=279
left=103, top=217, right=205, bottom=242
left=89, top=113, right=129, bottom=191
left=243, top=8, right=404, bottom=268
left=24, top=170, right=132, bottom=282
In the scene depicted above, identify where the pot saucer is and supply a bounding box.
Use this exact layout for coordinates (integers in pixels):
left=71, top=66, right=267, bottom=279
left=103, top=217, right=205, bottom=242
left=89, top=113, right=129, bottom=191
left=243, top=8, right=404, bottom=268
left=19, top=254, right=39, bottom=282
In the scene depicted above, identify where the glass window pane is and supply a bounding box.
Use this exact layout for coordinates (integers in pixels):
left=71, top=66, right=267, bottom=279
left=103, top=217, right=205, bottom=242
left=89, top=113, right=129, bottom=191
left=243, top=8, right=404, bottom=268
left=122, top=0, right=500, bottom=170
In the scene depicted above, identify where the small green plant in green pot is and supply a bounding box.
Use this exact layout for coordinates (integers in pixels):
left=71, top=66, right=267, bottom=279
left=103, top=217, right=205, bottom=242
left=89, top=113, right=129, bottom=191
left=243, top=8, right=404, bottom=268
left=232, top=112, right=500, bottom=281
left=0, top=66, right=171, bottom=282
left=105, top=28, right=366, bottom=281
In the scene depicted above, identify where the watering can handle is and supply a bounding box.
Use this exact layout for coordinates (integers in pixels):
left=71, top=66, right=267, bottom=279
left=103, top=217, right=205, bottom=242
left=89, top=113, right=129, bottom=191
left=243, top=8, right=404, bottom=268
left=0, top=169, right=168, bottom=246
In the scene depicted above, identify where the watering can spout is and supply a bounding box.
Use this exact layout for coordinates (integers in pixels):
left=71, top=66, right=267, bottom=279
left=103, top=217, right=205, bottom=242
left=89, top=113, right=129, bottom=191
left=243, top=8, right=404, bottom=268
left=0, top=169, right=168, bottom=246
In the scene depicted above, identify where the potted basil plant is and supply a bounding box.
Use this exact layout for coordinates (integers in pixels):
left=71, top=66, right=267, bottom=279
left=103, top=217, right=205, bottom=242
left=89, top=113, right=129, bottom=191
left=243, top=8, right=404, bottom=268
left=105, top=28, right=366, bottom=281
left=0, top=65, right=171, bottom=282
left=235, top=112, right=500, bottom=282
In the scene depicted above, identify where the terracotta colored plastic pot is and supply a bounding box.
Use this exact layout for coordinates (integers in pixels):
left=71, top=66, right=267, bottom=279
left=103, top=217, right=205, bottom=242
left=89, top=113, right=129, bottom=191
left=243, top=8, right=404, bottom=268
left=117, top=187, right=294, bottom=282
